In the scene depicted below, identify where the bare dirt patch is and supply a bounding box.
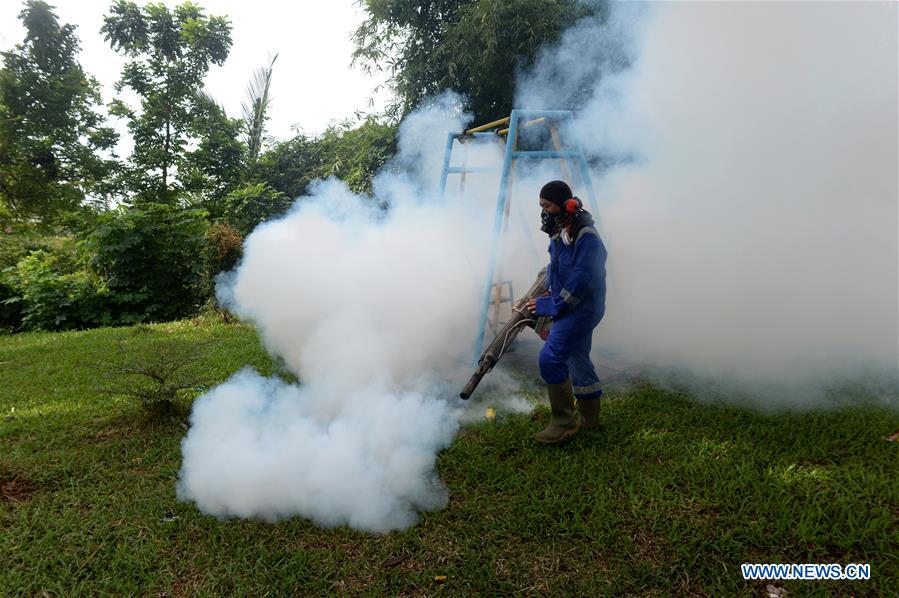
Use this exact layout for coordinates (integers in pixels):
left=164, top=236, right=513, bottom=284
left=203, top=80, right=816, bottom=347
left=1, top=470, right=37, bottom=503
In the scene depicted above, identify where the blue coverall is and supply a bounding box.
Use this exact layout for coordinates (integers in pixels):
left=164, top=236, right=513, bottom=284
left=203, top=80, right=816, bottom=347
left=533, top=225, right=607, bottom=399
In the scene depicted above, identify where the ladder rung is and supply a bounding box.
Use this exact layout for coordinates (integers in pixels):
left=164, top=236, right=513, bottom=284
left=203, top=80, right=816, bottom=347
left=497, top=117, right=545, bottom=136
left=464, top=116, right=511, bottom=134
left=490, top=281, right=514, bottom=305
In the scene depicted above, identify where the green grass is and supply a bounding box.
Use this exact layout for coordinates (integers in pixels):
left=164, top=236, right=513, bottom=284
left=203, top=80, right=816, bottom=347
left=1, top=317, right=897, bottom=596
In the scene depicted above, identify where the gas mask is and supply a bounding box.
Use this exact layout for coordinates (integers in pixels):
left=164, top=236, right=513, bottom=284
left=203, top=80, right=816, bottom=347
left=540, top=209, right=572, bottom=236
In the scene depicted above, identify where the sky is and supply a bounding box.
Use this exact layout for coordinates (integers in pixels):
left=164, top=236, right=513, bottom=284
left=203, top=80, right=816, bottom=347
left=0, top=0, right=391, bottom=147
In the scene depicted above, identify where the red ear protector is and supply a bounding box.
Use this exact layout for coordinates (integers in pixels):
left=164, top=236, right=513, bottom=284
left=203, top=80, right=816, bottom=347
left=564, top=197, right=583, bottom=214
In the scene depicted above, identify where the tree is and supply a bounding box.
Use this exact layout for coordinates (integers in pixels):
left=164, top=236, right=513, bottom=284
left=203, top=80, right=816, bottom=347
left=256, top=117, right=397, bottom=201
left=0, top=0, right=118, bottom=224
left=314, top=117, right=397, bottom=194
left=241, top=53, right=278, bottom=172
left=352, top=0, right=603, bottom=123
left=102, top=0, right=232, bottom=203
left=254, top=134, right=321, bottom=201
left=180, top=93, right=244, bottom=219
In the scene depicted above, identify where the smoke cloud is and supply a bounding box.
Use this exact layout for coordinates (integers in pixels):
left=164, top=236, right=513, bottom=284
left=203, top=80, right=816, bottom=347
left=177, top=93, right=531, bottom=532
left=518, top=1, right=898, bottom=409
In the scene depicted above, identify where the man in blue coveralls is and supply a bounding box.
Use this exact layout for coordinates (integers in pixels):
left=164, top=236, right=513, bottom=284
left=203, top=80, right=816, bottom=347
left=526, top=180, right=607, bottom=444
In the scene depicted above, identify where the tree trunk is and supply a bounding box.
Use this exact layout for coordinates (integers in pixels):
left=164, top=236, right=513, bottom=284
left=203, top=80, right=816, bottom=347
left=162, top=116, right=170, bottom=192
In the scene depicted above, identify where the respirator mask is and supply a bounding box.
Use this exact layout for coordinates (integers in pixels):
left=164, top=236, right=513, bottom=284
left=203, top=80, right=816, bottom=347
left=540, top=210, right=570, bottom=236
left=540, top=197, right=583, bottom=236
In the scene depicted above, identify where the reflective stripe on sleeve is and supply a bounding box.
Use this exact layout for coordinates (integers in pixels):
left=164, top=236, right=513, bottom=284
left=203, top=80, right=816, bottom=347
left=560, top=288, right=581, bottom=305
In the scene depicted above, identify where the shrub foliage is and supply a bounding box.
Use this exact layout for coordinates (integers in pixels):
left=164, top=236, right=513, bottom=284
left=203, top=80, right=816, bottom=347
left=84, top=204, right=210, bottom=324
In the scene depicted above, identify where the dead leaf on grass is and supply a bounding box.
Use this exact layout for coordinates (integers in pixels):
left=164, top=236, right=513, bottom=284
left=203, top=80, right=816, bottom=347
left=380, top=555, right=406, bottom=569
left=1, top=473, right=37, bottom=502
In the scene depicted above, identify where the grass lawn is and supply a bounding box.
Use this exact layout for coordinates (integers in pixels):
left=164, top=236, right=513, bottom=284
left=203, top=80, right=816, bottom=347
left=1, top=317, right=897, bottom=596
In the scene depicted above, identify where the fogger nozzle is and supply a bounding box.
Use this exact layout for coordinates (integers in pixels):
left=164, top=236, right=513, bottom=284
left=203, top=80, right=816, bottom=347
left=459, top=268, right=548, bottom=400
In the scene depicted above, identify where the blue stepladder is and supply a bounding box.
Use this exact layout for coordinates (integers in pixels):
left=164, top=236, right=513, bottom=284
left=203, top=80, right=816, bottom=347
left=438, top=110, right=600, bottom=368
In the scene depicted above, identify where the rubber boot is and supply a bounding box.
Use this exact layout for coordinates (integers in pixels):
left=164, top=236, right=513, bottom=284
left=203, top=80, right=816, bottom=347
left=534, top=379, right=580, bottom=444
left=577, top=398, right=601, bottom=430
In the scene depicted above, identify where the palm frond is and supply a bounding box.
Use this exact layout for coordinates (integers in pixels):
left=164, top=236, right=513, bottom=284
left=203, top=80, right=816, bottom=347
left=196, top=89, right=226, bottom=114
left=241, top=53, right=278, bottom=167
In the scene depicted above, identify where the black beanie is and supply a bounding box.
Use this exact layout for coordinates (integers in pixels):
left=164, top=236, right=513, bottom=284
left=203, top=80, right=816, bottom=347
left=539, top=180, right=572, bottom=208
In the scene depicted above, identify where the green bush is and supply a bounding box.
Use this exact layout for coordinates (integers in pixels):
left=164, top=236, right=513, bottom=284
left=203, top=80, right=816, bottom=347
left=1, top=206, right=215, bottom=331
left=0, top=232, right=37, bottom=271
left=0, top=228, right=41, bottom=330
left=221, top=182, right=290, bottom=235
left=0, top=227, right=78, bottom=270
left=84, top=204, right=210, bottom=324
left=1, top=250, right=106, bottom=331
left=0, top=275, right=22, bottom=332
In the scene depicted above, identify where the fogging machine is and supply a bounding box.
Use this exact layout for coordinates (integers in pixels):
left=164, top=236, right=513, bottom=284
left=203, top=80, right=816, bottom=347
left=460, top=268, right=548, bottom=399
